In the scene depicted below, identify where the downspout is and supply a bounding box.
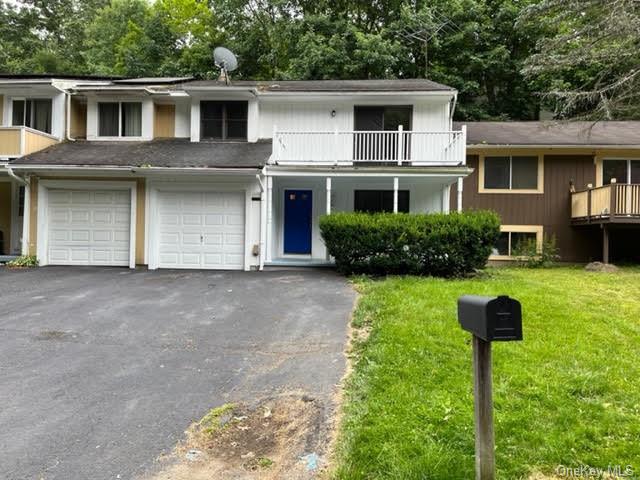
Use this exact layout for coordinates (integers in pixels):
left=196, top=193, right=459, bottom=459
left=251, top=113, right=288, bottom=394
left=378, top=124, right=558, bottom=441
left=66, top=92, right=76, bottom=142
left=450, top=92, right=458, bottom=130
left=6, top=166, right=27, bottom=185
left=256, top=172, right=267, bottom=271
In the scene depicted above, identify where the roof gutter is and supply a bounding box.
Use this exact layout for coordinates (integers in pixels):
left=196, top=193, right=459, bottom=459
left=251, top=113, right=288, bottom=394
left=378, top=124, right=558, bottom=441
left=8, top=164, right=264, bottom=174
left=6, top=166, right=28, bottom=185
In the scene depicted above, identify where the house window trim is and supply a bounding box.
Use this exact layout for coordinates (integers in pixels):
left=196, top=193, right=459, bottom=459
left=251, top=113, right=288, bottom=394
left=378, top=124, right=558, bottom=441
left=490, top=225, right=543, bottom=261
left=478, top=154, right=544, bottom=194
left=200, top=100, right=248, bottom=141
left=597, top=156, right=640, bottom=187
left=97, top=101, right=143, bottom=139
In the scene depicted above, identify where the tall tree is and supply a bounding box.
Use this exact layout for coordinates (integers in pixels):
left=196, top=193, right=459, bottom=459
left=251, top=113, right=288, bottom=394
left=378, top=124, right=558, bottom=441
left=521, top=0, right=640, bottom=120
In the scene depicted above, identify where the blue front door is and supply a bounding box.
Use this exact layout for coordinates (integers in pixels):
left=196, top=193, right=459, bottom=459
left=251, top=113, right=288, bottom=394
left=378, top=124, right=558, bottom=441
left=284, top=189, right=312, bottom=254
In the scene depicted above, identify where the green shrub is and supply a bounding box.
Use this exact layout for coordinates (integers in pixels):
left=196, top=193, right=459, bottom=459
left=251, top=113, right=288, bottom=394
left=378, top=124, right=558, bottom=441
left=511, top=234, right=560, bottom=268
left=319, top=211, right=500, bottom=277
left=6, top=255, right=39, bottom=268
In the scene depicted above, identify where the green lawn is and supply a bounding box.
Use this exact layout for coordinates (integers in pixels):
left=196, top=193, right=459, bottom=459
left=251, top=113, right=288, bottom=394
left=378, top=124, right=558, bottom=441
left=333, top=267, right=640, bottom=480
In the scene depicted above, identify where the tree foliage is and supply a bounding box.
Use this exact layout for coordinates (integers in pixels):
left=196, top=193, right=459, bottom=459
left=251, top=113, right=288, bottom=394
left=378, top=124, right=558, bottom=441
left=520, top=0, right=640, bottom=120
left=0, top=0, right=637, bottom=120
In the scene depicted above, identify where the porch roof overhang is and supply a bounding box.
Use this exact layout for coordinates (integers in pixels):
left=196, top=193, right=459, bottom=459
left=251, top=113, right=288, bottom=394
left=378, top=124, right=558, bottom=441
left=263, top=165, right=473, bottom=178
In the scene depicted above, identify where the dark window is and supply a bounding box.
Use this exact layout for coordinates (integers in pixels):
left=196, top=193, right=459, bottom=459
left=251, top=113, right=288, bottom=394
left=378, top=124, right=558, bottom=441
left=121, top=102, right=142, bottom=137
left=98, top=102, right=119, bottom=137
left=492, top=231, right=537, bottom=257
left=200, top=101, right=247, bottom=140
left=354, top=190, right=410, bottom=213
left=484, top=156, right=538, bottom=190
left=484, top=156, right=510, bottom=189
left=12, top=100, right=25, bottom=126
left=603, top=159, right=640, bottom=184
left=11, top=99, right=52, bottom=134
left=603, top=159, right=628, bottom=184
left=354, top=106, right=412, bottom=161
left=493, top=232, right=509, bottom=256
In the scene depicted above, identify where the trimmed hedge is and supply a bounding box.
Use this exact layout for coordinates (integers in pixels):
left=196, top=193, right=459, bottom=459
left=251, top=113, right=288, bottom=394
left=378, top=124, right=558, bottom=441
left=319, top=211, right=500, bottom=277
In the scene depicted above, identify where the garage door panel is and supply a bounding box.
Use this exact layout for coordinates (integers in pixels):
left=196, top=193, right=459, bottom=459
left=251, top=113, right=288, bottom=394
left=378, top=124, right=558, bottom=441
left=47, top=188, right=131, bottom=267
left=157, top=190, right=245, bottom=270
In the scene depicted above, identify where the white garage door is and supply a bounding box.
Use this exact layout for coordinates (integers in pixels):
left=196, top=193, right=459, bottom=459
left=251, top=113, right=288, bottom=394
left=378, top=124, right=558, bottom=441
left=157, top=191, right=245, bottom=270
left=47, top=189, right=131, bottom=266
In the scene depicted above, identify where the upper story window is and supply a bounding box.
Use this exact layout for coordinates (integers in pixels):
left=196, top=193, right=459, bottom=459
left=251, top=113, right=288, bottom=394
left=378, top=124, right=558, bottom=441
left=481, top=155, right=542, bottom=193
left=603, top=159, right=640, bottom=184
left=98, top=102, right=142, bottom=137
left=11, top=98, right=52, bottom=134
left=200, top=101, right=248, bottom=141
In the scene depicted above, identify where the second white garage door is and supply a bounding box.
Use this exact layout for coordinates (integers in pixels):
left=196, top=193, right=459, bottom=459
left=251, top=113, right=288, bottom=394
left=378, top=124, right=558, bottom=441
left=156, top=191, right=245, bottom=270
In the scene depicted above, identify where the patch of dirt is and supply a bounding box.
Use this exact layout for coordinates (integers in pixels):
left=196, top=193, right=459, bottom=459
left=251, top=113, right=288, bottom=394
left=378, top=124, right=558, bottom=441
left=34, top=330, right=78, bottom=341
left=143, top=393, right=327, bottom=480
left=585, top=261, right=619, bottom=272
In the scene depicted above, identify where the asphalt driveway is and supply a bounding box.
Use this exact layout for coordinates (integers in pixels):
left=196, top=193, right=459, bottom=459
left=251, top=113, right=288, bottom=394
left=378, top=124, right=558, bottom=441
left=0, top=267, right=355, bottom=480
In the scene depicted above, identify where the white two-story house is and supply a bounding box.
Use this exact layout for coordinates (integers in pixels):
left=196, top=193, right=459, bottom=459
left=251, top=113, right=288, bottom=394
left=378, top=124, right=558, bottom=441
left=1, top=75, right=470, bottom=270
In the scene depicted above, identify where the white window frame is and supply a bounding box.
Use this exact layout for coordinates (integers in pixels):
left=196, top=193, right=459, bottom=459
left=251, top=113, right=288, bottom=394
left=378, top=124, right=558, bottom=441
left=479, top=154, right=544, bottom=194
left=97, top=101, right=143, bottom=139
left=490, top=225, right=543, bottom=261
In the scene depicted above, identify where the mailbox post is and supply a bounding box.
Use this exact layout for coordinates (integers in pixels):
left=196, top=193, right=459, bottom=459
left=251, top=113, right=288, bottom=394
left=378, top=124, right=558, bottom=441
left=458, top=295, right=522, bottom=480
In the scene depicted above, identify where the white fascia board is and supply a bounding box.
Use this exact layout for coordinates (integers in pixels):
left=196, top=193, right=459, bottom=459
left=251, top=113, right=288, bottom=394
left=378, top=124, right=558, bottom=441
left=468, top=144, right=640, bottom=150
left=264, top=166, right=473, bottom=177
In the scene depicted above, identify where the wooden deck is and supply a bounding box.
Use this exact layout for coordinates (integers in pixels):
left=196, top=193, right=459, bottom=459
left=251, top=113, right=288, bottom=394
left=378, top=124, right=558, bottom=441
left=571, top=183, right=640, bottom=225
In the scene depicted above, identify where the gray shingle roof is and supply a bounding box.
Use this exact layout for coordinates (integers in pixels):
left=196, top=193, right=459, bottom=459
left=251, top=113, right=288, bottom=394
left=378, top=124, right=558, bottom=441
left=456, top=121, right=640, bottom=146
left=12, top=139, right=272, bottom=169
left=184, top=79, right=455, bottom=92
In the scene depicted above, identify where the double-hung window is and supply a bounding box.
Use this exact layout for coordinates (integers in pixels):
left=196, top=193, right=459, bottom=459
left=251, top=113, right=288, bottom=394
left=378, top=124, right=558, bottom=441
left=602, top=159, right=640, bottom=185
left=98, top=102, right=142, bottom=137
left=200, top=101, right=248, bottom=141
left=481, top=155, right=542, bottom=193
left=11, top=98, right=53, bottom=134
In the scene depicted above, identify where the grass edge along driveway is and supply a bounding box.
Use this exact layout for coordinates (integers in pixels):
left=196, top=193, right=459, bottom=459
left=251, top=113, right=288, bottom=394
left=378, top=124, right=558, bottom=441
left=332, top=267, right=640, bottom=480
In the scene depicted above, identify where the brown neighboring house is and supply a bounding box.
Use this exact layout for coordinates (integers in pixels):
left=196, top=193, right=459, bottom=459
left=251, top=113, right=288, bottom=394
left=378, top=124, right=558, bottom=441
left=452, top=121, right=640, bottom=264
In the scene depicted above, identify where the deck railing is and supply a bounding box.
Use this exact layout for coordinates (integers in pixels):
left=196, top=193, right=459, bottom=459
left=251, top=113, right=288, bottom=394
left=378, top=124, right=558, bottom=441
left=0, top=126, right=59, bottom=158
left=271, top=126, right=466, bottom=166
left=571, top=183, right=640, bottom=222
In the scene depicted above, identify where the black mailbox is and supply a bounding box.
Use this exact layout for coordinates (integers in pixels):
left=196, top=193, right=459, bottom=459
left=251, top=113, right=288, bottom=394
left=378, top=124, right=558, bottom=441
left=458, top=295, right=522, bottom=342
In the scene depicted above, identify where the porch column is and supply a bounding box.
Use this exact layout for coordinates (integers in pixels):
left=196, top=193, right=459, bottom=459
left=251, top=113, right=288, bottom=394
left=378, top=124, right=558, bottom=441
left=21, top=178, right=30, bottom=256
left=457, top=177, right=464, bottom=212
left=393, top=177, right=399, bottom=213
left=442, top=184, right=451, bottom=214
left=326, top=177, right=332, bottom=214
left=602, top=224, right=610, bottom=264
left=266, top=176, right=273, bottom=263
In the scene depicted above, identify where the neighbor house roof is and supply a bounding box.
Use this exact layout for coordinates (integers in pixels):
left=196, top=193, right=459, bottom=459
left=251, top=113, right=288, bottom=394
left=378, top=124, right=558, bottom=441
left=0, top=73, right=123, bottom=81
left=11, top=139, right=272, bottom=169
left=184, top=79, right=455, bottom=92
left=456, top=121, right=640, bottom=146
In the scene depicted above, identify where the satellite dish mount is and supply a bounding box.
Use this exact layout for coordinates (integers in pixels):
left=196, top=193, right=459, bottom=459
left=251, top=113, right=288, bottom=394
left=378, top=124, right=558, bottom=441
left=214, top=47, right=238, bottom=85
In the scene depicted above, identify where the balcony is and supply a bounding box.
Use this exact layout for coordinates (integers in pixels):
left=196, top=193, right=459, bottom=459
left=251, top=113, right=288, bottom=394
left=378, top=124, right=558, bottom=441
left=0, top=126, right=59, bottom=158
left=270, top=127, right=466, bottom=166
left=571, top=183, right=640, bottom=225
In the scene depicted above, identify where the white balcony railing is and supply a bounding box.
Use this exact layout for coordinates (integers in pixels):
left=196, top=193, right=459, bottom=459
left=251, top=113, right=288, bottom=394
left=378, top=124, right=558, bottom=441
left=271, top=125, right=466, bottom=166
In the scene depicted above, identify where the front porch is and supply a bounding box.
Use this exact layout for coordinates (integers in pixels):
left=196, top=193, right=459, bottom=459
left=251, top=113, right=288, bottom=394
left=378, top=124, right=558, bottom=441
left=262, top=167, right=469, bottom=267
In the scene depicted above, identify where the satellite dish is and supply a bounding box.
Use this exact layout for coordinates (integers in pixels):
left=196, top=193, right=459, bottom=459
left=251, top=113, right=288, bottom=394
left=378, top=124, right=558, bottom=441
left=214, top=46, right=238, bottom=72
